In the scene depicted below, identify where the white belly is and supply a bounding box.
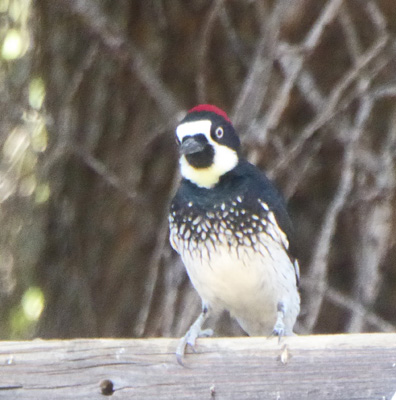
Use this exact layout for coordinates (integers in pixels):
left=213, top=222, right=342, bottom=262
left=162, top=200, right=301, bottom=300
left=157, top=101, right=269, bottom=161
left=172, top=230, right=300, bottom=336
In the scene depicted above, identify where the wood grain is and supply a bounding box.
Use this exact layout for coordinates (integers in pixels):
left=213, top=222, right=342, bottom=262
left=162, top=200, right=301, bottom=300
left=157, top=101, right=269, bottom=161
left=0, top=334, right=395, bottom=399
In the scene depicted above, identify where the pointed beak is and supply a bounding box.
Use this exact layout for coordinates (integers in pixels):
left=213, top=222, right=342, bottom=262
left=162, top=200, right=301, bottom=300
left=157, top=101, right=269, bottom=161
left=180, top=137, right=206, bottom=155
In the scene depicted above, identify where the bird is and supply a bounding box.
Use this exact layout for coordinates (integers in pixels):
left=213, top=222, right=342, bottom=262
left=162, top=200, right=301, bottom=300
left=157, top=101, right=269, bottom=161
left=168, top=104, right=300, bottom=364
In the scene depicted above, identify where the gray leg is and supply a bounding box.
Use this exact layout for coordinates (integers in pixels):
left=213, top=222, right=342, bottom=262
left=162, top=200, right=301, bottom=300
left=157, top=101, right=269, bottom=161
left=176, top=304, right=213, bottom=365
left=272, top=301, right=286, bottom=342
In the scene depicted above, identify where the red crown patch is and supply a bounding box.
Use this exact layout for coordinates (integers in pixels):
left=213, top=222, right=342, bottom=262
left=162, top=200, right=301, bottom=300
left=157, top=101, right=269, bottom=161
left=187, top=104, right=231, bottom=123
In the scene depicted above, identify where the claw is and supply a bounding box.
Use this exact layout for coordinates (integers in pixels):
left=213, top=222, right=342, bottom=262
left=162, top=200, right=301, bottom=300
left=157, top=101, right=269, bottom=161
left=198, top=328, right=214, bottom=337
left=272, top=325, right=285, bottom=343
left=176, top=305, right=211, bottom=366
left=176, top=336, right=188, bottom=366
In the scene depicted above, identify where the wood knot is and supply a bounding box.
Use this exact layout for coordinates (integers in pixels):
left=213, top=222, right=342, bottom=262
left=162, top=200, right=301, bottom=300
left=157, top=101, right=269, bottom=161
left=99, top=379, right=114, bottom=396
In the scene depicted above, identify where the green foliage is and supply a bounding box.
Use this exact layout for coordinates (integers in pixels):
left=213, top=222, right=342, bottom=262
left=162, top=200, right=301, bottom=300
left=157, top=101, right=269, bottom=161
left=10, top=286, right=44, bottom=339
left=0, top=0, right=48, bottom=339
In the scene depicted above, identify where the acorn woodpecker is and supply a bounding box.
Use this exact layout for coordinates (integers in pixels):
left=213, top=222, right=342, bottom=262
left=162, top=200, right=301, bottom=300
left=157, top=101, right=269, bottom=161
left=169, top=104, right=300, bottom=364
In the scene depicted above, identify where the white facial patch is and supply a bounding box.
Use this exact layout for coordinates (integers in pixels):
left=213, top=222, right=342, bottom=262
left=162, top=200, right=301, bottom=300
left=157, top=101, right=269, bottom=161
left=176, top=120, right=212, bottom=143
left=176, top=120, right=239, bottom=188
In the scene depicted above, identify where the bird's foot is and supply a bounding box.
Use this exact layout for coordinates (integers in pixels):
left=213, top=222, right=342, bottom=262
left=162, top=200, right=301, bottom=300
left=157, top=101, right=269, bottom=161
left=272, top=320, right=285, bottom=343
left=185, top=327, right=214, bottom=347
left=176, top=306, right=212, bottom=366
left=176, top=327, right=213, bottom=366
left=270, top=301, right=286, bottom=343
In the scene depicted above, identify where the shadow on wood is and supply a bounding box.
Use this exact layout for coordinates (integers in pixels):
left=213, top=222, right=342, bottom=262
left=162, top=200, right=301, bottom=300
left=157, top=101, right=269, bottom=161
left=0, top=334, right=395, bottom=399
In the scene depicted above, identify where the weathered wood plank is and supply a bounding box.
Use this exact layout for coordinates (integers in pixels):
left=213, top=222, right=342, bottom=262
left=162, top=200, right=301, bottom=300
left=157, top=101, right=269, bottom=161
left=0, top=334, right=395, bottom=399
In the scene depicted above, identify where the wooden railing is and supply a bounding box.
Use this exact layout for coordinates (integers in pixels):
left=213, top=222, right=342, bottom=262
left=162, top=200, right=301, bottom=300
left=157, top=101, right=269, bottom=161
left=0, top=333, right=395, bottom=399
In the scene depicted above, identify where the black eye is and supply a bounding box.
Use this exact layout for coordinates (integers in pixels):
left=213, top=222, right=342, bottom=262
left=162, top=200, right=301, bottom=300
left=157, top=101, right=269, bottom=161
left=215, top=127, right=224, bottom=139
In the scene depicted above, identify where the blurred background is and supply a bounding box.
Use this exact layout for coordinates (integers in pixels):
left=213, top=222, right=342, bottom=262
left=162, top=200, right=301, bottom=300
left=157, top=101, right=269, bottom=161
left=1, top=0, right=396, bottom=340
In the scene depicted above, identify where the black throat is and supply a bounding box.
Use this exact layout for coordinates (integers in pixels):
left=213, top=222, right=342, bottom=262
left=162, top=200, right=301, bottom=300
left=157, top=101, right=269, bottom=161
left=185, top=146, right=214, bottom=169
left=185, top=142, right=214, bottom=169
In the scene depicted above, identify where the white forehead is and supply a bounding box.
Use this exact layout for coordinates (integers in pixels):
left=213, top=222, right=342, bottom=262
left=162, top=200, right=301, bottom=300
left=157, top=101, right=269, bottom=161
left=176, top=120, right=212, bottom=142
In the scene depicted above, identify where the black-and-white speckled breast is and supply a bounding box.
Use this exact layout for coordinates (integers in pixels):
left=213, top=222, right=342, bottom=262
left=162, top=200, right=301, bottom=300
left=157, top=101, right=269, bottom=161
left=169, top=194, right=289, bottom=257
